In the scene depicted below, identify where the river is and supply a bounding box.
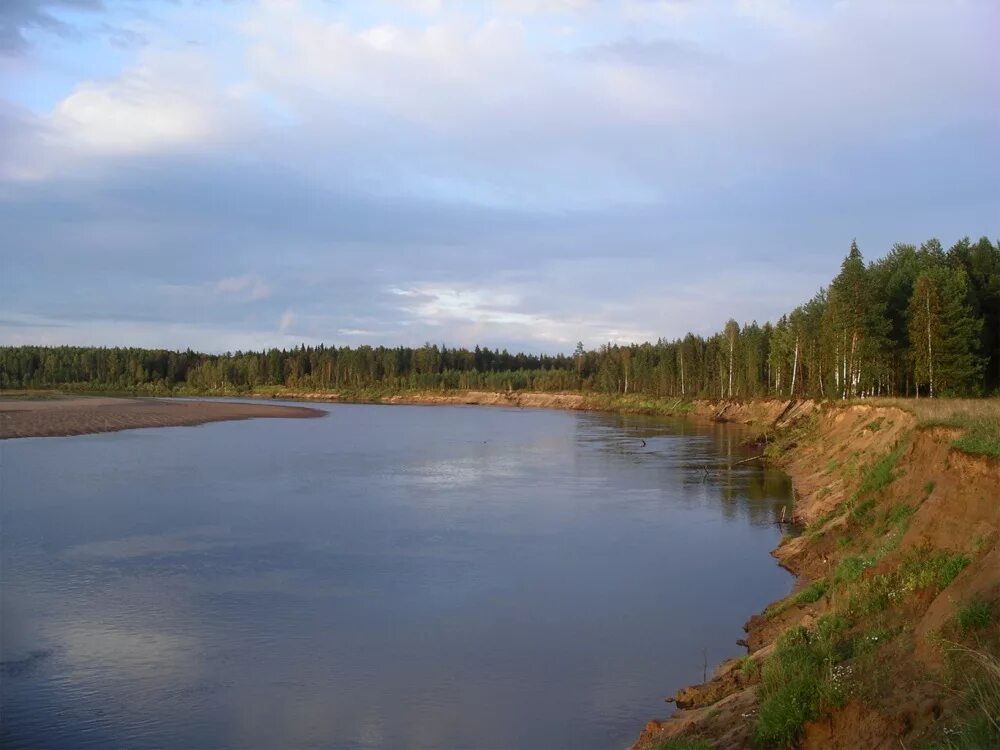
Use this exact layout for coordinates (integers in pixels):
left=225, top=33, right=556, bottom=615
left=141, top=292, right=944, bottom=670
left=0, top=402, right=792, bottom=749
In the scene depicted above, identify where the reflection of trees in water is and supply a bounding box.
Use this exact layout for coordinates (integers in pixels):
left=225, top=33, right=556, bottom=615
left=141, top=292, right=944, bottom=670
left=573, top=412, right=793, bottom=527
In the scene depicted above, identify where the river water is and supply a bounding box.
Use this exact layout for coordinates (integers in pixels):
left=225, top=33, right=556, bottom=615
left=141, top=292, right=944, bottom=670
left=0, top=402, right=792, bottom=749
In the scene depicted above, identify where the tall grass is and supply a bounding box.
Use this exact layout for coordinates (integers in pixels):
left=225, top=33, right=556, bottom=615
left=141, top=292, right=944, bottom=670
left=928, top=644, right=1000, bottom=749
left=864, top=398, right=1000, bottom=458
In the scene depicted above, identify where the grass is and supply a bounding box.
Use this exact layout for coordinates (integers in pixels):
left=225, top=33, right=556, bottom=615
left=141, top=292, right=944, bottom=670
left=956, top=599, right=993, bottom=635
left=653, top=738, right=714, bottom=750
left=832, top=555, right=873, bottom=586
left=753, top=623, right=848, bottom=747
left=952, top=417, right=1000, bottom=458
left=765, top=580, right=827, bottom=618
left=864, top=398, right=1000, bottom=459
left=926, top=644, right=1000, bottom=749
left=740, top=656, right=760, bottom=679
left=852, top=439, right=909, bottom=502
left=846, top=547, right=970, bottom=618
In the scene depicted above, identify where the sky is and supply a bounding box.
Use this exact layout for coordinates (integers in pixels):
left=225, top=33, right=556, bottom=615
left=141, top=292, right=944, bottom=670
left=1, top=0, right=998, bottom=354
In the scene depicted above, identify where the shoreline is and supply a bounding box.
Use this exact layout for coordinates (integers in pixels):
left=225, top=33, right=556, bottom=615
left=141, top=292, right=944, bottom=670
left=0, top=396, right=326, bottom=439
left=5, top=388, right=997, bottom=747
left=634, top=401, right=1000, bottom=749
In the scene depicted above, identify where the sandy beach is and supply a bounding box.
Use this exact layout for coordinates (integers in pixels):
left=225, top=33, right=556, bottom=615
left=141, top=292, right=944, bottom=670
left=0, top=396, right=326, bottom=439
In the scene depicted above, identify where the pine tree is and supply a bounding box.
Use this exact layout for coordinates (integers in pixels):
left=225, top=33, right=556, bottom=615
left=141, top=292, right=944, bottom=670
left=908, top=267, right=984, bottom=396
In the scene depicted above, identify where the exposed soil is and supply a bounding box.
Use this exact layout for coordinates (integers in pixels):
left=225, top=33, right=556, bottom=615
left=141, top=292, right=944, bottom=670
left=0, top=397, right=326, bottom=439
left=634, top=401, right=1000, bottom=750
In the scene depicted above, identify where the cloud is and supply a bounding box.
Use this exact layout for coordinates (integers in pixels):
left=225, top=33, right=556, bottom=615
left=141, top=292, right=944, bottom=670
left=215, top=274, right=271, bottom=301
left=0, top=0, right=103, bottom=54
left=0, top=0, right=997, bottom=353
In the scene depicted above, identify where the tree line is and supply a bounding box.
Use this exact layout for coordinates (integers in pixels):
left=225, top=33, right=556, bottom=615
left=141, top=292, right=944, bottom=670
left=2, top=235, right=998, bottom=398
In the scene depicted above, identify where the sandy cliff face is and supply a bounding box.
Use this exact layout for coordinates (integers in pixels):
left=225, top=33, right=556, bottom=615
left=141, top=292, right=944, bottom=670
left=635, top=402, right=1000, bottom=750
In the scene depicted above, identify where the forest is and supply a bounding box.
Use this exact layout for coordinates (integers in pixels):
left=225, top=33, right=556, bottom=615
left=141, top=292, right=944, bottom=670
left=3, top=236, right=998, bottom=399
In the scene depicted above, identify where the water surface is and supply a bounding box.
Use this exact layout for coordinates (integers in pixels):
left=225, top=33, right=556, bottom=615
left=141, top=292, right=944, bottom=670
left=1, top=403, right=792, bottom=749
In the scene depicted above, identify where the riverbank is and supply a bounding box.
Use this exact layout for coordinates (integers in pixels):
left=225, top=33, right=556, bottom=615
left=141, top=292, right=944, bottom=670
left=4, top=388, right=997, bottom=745
left=0, top=396, right=325, bottom=439
left=636, top=400, right=1000, bottom=750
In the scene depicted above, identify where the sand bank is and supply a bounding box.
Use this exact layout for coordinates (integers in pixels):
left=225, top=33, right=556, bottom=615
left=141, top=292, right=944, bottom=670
left=0, top=397, right=325, bottom=439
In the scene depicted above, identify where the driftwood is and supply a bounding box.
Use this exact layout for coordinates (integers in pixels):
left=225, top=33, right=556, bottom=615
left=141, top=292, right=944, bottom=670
left=730, top=454, right=766, bottom=467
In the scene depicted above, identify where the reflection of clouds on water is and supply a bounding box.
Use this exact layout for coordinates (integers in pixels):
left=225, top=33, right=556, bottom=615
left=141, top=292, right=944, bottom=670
left=402, top=455, right=523, bottom=487
left=50, top=620, right=198, bottom=679
left=2, top=404, right=794, bottom=750
left=64, top=526, right=232, bottom=561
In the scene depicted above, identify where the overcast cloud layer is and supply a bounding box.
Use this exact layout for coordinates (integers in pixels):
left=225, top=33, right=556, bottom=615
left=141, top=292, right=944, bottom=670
left=2, top=0, right=998, bottom=353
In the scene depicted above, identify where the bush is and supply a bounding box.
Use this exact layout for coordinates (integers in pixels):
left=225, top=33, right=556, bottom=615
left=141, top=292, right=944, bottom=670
left=753, top=625, right=846, bottom=747
left=956, top=599, right=993, bottom=634
left=654, top=738, right=713, bottom=750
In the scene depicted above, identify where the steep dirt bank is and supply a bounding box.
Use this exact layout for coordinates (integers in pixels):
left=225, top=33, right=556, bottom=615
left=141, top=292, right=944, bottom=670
left=255, top=387, right=820, bottom=424
left=635, top=402, right=1000, bottom=750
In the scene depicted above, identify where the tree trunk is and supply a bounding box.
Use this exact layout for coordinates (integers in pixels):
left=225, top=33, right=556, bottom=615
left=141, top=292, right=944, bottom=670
left=728, top=336, right=734, bottom=398
left=790, top=336, right=799, bottom=397
left=926, top=291, right=935, bottom=398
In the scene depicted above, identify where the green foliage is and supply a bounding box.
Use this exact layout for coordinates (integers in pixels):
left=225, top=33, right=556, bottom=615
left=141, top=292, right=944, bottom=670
left=849, top=498, right=876, bottom=523
left=926, top=645, right=1000, bottom=750
left=956, top=599, right=993, bottom=634
left=753, top=625, right=847, bottom=748
left=653, top=739, right=713, bottom=750
left=4, top=238, right=999, bottom=399
left=845, top=549, right=970, bottom=618
left=832, top=556, right=873, bottom=586
left=854, top=440, right=908, bottom=499
left=951, top=417, right=1000, bottom=458
left=740, top=656, right=760, bottom=679
left=900, top=550, right=971, bottom=591
left=794, top=581, right=828, bottom=605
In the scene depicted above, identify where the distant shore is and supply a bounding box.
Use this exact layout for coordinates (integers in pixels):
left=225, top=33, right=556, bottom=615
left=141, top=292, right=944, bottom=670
left=0, top=396, right=326, bottom=439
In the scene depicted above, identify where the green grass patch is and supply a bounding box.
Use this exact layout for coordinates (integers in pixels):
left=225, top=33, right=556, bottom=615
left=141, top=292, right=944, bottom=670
left=956, top=599, right=993, bottom=634
left=846, top=548, right=970, bottom=617
left=849, top=498, right=876, bottom=524
left=854, top=440, right=909, bottom=498
left=653, top=738, right=713, bottom=750
left=832, top=555, right=873, bottom=586
left=740, top=656, right=760, bottom=679
left=926, top=644, right=1000, bottom=750
left=766, top=580, right=828, bottom=618
left=753, top=624, right=848, bottom=747
left=899, top=549, right=971, bottom=591
left=951, top=417, right=1000, bottom=458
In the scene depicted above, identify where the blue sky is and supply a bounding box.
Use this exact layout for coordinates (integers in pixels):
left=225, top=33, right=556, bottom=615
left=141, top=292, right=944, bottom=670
left=1, top=0, right=998, bottom=353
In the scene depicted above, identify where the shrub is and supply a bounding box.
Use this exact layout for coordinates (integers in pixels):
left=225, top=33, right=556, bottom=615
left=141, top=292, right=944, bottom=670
left=956, top=599, right=993, bottom=634
left=654, top=738, right=713, bottom=750
left=753, top=625, right=846, bottom=747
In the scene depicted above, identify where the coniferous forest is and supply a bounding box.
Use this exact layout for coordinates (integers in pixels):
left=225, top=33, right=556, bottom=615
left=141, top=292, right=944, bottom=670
left=4, top=236, right=999, bottom=398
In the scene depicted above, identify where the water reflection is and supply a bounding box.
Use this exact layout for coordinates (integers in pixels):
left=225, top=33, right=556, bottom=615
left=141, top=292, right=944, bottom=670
left=1, top=403, right=792, bottom=750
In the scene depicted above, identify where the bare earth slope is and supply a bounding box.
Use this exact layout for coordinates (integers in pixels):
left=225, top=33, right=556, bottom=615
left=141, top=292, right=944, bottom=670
left=0, top=397, right=325, bottom=439
left=635, top=402, right=1000, bottom=750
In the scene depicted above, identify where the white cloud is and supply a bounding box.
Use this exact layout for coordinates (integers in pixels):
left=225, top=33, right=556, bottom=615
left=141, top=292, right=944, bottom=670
left=215, top=274, right=271, bottom=301
left=388, top=282, right=655, bottom=346
left=51, top=77, right=209, bottom=154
